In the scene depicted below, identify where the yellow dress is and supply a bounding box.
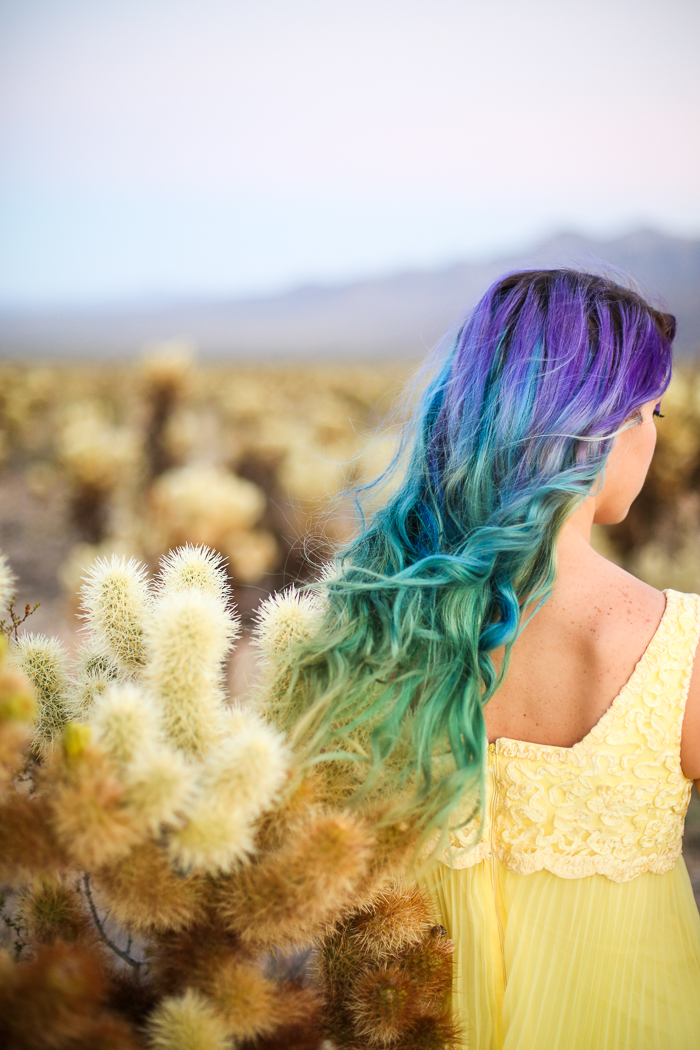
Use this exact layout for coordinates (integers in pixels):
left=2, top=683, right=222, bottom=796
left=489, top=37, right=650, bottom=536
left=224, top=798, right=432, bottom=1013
left=420, top=588, right=700, bottom=1049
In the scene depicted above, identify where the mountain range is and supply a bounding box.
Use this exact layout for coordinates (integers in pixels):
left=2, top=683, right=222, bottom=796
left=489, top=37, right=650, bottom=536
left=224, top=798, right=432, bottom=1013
left=1, top=228, right=699, bottom=361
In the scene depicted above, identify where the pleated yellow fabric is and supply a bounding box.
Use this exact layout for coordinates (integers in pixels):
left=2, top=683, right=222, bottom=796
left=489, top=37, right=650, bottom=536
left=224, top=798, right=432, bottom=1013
left=419, top=589, right=700, bottom=1049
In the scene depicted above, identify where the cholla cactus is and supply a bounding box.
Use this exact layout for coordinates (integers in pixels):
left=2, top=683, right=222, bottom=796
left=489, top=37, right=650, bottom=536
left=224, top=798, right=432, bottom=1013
left=169, top=713, right=288, bottom=866
left=346, top=884, right=437, bottom=960
left=149, top=463, right=265, bottom=546
left=140, top=342, right=196, bottom=481
left=318, top=884, right=458, bottom=1048
left=69, top=643, right=121, bottom=720
left=56, top=403, right=141, bottom=545
left=216, top=810, right=375, bottom=950
left=147, top=464, right=279, bottom=586
left=205, top=957, right=277, bottom=1038
left=144, top=589, right=238, bottom=756
left=57, top=407, right=140, bottom=495
left=0, top=542, right=456, bottom=1050
left=169, top=716, right=288, bottom=875
left=0, top=636, right=36, bottom=789
left=140, top=342, right=195, bottom=399
left=254, top=585, right=325, bottom=665
left=0, top=940, right=139, bottom=1049
left=48, top=724, right=143, bottom=870
left=225, top=529, right=279, bottom=586
left=155, top=544, right=230, bottom=602
left=11, top=633, right=71, bottom=754
left=80, top=555, right=151, bottom=671
left=278, top=439, right=346, bottom=505
left=146, top=988, right=230, bottom=1050
left=253, top=585, right=326, bottom=729
left=92, top=840, right=205, bottom=934
left=18, top=875, right=94, bottom=946
left=89, top=682, right=163, bottom=765
left=252, top=584, right=362, bottom=809
left=59, top=540, right=139, bottom=616
left=123, top=744, right=197, bottom=836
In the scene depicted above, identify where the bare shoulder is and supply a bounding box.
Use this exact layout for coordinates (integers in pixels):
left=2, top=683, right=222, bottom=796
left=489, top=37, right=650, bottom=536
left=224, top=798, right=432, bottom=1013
left=595, top=555, right=666, bottom=627
left=490, top=549, right=668, bottom=748
left=563, top=549, right=666, bottom=639
left=529, top=547, right=665, bottom=661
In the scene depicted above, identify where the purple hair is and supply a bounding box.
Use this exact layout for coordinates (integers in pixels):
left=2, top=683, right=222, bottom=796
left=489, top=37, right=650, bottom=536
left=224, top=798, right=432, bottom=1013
left=278, top=269, right=676, bottom=837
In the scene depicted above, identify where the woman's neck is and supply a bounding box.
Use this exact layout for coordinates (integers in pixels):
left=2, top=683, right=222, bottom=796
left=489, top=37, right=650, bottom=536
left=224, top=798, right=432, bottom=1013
left=560, top=498, right=596, bottom=545
left=551, top=498, right=624, bottom=617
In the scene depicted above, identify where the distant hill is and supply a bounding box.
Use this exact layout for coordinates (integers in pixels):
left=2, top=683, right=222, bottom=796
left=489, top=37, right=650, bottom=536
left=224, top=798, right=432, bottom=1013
left=1, top=229, right=699, bottom=361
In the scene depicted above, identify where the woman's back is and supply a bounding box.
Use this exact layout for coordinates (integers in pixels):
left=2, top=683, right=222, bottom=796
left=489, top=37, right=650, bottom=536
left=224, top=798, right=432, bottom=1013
left=485, top=527, right=668, bottom=751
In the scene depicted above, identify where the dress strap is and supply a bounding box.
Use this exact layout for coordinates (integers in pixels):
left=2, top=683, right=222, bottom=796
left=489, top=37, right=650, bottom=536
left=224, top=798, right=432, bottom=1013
left=632, top=590, right=700, bottom=758
left=659, top=590, right=700, bottom=720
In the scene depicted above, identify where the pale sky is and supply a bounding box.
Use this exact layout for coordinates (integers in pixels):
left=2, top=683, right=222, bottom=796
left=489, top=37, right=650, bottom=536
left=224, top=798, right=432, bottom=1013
left=1, top=0, right=698, bottom=306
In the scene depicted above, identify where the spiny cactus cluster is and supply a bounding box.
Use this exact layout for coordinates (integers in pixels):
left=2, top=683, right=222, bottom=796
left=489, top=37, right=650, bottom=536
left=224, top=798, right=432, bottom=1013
left=318, top=886, right=460, bottom=1049
left=0, top=544, right=457, bottom=1049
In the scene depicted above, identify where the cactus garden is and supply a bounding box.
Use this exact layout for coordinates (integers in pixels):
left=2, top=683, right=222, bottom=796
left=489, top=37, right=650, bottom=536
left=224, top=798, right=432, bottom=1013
left=2, top=351, right=700, bottom=1046
left=0, top=542, right=458, bottom=1049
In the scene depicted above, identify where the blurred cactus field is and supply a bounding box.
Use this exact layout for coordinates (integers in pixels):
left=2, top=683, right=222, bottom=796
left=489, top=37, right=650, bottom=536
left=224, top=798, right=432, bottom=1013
left=1, top=346, right=700, bottom=1048
left=0, top=348, right=406, bottom=643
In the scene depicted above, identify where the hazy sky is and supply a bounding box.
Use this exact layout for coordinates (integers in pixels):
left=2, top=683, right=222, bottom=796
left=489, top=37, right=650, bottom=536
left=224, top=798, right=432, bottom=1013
left=1, top=0, right=698, bottom=306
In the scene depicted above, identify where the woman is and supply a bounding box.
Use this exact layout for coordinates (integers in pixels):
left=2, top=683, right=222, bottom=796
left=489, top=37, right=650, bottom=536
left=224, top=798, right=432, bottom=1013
left=286, top=270, right=700, bottom=1047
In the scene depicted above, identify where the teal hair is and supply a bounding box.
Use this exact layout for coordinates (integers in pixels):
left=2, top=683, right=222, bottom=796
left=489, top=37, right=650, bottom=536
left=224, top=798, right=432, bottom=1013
left=272, top=270, right=675, bottom=838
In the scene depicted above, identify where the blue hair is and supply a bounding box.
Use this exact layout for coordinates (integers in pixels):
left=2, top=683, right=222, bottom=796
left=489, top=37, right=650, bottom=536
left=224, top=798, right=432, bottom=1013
left=271, top=270, right=675, bottom=839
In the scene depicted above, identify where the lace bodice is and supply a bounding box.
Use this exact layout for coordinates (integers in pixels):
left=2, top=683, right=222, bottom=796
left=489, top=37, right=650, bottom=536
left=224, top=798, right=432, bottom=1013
left=442, top=589, right=700, bottom=882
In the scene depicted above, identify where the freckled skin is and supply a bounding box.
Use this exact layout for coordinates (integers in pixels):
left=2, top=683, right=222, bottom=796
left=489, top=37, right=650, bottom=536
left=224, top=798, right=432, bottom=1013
left=484, top=399, right=700, bottom=777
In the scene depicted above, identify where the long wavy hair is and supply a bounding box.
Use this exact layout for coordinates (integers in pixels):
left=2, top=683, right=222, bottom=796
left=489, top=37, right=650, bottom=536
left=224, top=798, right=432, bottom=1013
left=274, top=269, right=676, bottom=838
